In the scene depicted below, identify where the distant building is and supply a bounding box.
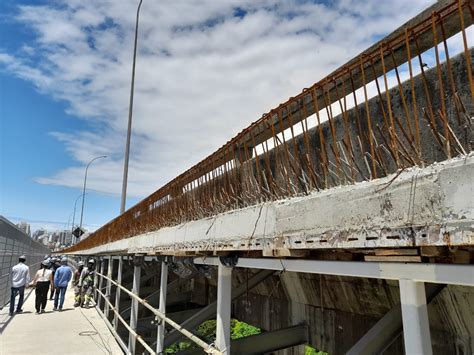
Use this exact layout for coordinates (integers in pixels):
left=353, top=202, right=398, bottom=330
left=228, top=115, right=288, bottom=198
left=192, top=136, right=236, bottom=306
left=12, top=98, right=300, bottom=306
left=33, top=229, right=46, bottom=241
left=16, top=221, right=31, bottom=237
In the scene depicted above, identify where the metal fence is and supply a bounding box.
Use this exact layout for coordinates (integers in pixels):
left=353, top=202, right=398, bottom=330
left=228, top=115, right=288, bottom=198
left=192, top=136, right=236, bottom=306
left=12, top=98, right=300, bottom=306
left=0, top=216, right=50, bottom=309
left=65, top=0, right=474, bottom=253
left=93, top=258, right=222, bottom=354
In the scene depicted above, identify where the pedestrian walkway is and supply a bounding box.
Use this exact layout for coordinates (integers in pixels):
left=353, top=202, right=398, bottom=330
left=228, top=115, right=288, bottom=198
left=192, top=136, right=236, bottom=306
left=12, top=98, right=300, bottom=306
left=0, top=285, right=123, bottom=355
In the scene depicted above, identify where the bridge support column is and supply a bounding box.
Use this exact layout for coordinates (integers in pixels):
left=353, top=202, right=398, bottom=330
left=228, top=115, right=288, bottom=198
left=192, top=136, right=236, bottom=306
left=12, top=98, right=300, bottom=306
left=156, top=259, right=168, bottom=354
left=129, top=257, right=142, bottom=354
left=113, top=256, right=123, bottom=330
left=399, top=279, right=433, bottom=355
left=215, top=260, right=232, bottom=355
left=104, top=256, right=112, bottom=318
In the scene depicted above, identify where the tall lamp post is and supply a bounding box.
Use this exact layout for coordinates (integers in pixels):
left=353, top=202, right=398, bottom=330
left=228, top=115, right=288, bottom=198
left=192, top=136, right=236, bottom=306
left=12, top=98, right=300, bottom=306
left=120, top=0, right=144, bottom=214
left=71, top=192, right=85, bottom=235
left=79, top=155, right=107, bottom=234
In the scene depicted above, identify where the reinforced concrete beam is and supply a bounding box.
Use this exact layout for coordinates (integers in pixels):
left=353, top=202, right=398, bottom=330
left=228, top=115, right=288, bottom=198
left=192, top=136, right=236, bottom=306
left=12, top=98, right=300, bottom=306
left=194, top=257, right=474, bottom=286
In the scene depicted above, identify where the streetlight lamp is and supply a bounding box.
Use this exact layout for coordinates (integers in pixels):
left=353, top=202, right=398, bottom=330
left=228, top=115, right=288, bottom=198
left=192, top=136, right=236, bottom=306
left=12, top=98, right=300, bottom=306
left=120, top=0, right=144, bottom=214
left=79, top=155, right=107, bottom=235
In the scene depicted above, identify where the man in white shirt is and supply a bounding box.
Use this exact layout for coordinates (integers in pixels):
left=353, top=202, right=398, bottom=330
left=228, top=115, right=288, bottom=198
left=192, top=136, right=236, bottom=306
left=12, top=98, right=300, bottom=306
left=9, top=255, right=30, bottom=316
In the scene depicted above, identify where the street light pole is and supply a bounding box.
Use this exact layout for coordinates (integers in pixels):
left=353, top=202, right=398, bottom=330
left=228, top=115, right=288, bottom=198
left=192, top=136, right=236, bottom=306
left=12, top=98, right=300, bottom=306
left=79, top=155, right=107, bottom=234
left=71, top=193, right=85, bottom=236
left=120, top=0, right=144, bottom=214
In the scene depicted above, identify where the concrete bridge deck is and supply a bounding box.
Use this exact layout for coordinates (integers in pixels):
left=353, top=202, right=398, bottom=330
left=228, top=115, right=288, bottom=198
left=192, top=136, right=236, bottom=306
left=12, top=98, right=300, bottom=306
left=0, top=286, right=122, bottom=355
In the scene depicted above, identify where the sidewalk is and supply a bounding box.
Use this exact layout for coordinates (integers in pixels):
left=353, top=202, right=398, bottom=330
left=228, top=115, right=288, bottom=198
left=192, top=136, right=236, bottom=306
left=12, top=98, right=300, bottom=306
left=0, top=285, right=123, bottom=355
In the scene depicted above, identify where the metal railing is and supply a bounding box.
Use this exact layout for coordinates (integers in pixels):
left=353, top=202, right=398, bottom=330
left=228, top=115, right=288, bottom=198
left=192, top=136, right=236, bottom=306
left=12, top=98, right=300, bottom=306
left=65, top=0, right=474, bottom=253
left=94, top=270, right=222, bottom=354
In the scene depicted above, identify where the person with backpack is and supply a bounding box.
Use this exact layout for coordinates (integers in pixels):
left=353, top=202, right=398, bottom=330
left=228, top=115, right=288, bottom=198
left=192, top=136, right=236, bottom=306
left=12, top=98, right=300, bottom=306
left=79, top=259, right=96, bottom=308
left=73, top=261, right=84, bottom=307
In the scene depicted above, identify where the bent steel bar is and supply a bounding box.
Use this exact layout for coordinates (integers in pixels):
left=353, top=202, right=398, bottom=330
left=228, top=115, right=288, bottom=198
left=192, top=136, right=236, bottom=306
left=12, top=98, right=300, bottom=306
left=64, top=0, right=473, bottom=253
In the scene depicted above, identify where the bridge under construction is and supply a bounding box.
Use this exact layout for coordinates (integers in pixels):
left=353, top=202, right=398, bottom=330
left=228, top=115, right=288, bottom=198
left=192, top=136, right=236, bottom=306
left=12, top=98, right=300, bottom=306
left=3, top=1, right=473, bottom=354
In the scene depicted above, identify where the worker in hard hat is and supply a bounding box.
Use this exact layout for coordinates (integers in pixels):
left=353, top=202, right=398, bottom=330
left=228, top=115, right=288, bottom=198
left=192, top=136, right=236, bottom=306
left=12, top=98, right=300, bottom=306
left=73, top=261, right=85, bottom=307
left=53, top=257, right=73, bottom=311
left=79, top=259, right=96, bottom=308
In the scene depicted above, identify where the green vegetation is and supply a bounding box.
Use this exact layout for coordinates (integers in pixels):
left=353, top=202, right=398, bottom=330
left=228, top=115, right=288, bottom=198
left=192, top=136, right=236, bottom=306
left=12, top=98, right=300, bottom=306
left=305, top=345, right=328, bottom=355
left=165, top=319, right=261, bottom=353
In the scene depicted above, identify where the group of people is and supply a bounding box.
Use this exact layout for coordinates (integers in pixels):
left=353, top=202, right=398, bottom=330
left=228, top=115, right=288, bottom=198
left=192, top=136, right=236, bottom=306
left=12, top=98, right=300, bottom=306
left=9, top=255, right=97, bottom=316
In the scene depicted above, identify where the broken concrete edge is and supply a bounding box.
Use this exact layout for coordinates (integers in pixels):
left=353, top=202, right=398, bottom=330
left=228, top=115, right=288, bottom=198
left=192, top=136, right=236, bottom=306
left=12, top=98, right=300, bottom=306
left=69, top=154, right=474, bottom=257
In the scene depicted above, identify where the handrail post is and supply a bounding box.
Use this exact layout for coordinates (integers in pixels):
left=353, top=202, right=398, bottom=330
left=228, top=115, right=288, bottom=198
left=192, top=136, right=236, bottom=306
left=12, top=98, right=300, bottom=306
left=97, top=258, right=105, bottom=309
left=114, top=257, right=123, bottom=330
left=129, top=256, right=142, bottom=354
left=105, top=256, right=113, bottom=318
left=156, top=259, right=168, bottom=353
left=215, top=260, right=233, bottom=355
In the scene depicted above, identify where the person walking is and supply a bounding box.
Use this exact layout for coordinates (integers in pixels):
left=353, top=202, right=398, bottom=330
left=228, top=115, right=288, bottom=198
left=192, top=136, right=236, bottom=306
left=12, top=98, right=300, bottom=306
left=49, top=257, right=60, bottom=300
left=53, top=257, right=73, bottom=311
left=30, top=260, right=54, bottom=314
left=79, top=259, right=96, bottom=308
left=73, top=261, right=84, bottom=307
left=9, top=255, right=30, bottom=316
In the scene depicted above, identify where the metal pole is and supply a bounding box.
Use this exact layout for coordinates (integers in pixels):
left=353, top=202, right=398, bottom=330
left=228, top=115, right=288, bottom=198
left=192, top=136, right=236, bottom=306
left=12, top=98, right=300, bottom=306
left=114, top=257, right=123, bottom=330
left=399, top=279, right=433, bottom=355
left=71, top=193, right=84, bottom=237
left=129, top=259, right=142, bottom=353
left=97, top=259, right=105, bottom=309
left=105, top=257, right=113, bottom=318
left=79, top=155, right=107, bottom=234
left=216, top=261, right=232, bottom=355
left=156, top=260, right=168, bottom=353
left=120, top=0, right=143, bottom=214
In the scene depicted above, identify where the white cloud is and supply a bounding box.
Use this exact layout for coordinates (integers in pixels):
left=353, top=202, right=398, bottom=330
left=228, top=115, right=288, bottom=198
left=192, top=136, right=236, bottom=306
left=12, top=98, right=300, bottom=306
left=2, top=0, right=436, bottom=200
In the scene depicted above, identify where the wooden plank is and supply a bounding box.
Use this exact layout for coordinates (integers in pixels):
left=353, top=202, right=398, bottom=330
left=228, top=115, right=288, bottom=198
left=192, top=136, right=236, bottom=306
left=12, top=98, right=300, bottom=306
left=374, top=248, right=419, bottom=256
left=364, top=255, right=422, bottom=262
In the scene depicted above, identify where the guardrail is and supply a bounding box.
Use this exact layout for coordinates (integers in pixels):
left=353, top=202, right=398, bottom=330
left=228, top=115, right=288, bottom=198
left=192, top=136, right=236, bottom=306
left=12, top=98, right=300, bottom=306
left=65, top=0, right=473, bottom=253
left=94, top=270, right=222, bottom=354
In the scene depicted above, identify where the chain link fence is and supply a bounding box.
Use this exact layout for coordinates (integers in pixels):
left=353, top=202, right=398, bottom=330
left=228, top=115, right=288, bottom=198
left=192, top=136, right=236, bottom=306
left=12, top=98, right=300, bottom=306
left=0, top=216, right=50, bottom=309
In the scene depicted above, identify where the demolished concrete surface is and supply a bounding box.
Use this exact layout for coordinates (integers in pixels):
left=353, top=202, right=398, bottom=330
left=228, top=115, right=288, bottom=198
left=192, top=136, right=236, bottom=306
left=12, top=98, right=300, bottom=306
left=75, top=153, right=473, bottom=256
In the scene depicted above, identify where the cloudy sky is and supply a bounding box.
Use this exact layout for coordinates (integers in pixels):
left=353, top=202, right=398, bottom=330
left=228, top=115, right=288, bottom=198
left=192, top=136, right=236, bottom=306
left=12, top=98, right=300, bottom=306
left=1, top=0, right=440, bottom=232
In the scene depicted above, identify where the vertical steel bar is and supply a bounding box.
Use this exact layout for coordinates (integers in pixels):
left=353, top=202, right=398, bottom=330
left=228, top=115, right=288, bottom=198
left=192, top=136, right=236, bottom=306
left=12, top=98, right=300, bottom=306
left=405, top=29, right=423, bottom=162
left=431, top=12, right=451, bottom=158
left=457, top=0, right=474, bottom=102
left=359, top=56, right=377, bottom=178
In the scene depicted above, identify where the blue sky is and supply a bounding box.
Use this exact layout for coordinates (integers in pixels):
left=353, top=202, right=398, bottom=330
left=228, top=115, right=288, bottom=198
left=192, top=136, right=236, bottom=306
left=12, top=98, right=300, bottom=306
left=0, top=0, right=436, bottom=233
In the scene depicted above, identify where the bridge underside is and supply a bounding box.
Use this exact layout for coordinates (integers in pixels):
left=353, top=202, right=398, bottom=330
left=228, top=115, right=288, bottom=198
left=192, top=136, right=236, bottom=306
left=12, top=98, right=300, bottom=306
left=76, top=154, right=473, bottom=262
